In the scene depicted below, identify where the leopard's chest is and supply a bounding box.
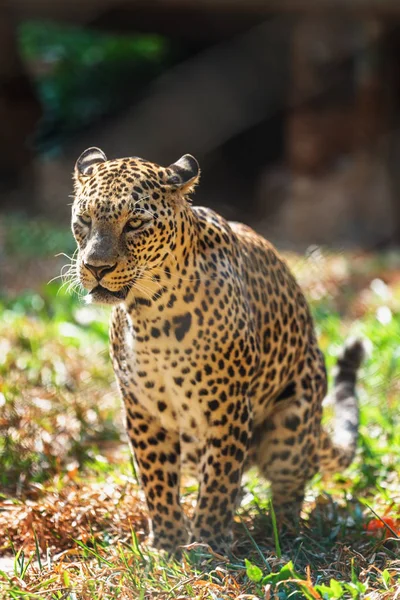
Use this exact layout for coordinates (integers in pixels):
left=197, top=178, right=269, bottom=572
left=114, top=311, right=208, bottom=435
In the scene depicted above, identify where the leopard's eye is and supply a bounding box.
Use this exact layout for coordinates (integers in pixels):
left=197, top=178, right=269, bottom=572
left=78, top=214, right=91, bottom=227
left=124, top=218, right=144, bottom=233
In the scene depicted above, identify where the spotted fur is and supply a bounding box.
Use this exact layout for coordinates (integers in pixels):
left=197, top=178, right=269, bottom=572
left=71, top=148, right=365, bottom=553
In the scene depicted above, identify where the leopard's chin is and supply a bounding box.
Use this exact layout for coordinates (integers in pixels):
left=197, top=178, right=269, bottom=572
left=86, top=284, right=128, bottom=305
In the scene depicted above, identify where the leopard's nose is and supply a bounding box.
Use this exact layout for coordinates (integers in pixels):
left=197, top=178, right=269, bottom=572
left=84, top=262, right=117, bottom=281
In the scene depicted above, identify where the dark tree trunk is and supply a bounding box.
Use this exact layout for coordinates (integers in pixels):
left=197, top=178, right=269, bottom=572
left=0, top=2, right=41, bottom=203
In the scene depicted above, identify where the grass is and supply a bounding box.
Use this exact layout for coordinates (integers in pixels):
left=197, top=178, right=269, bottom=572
left=0, top=219, right=399, bottom=599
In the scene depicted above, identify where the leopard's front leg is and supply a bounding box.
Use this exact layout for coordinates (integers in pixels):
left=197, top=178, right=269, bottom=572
left=110, top=307, right=188, bottom=552
left=190, top=391, right=252, bottom=552
left=124, top=400, right=188, bottom=552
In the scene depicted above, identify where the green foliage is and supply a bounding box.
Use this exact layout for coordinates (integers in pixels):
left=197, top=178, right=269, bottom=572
left=18, top=22, right=174, bottom=152
left=316, top=578, right=345, bottom=599
left=245, top=558, right=263, bottom=582
left=2, top=213, right=76, bottom=258
left=20, top=22, right=166, bottom=63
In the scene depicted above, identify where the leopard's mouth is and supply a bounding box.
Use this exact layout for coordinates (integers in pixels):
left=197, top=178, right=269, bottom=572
left=88, top=284, right=129, bottom=304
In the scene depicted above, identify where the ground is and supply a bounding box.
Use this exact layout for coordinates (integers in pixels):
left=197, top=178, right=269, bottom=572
left=0, top=216, right=399, bottom=599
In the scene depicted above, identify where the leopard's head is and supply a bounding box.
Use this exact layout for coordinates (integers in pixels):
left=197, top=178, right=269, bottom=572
left=71, top=147, right=200, bottom=304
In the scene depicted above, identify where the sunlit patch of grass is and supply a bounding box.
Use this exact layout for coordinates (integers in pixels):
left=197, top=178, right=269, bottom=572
left=0, top=246, right=399, bottom=598
left=0, top=284, right=118, bottom=493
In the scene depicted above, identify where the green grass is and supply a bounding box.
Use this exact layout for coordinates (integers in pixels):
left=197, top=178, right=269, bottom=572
left=0, top=227, right=399, bottom=599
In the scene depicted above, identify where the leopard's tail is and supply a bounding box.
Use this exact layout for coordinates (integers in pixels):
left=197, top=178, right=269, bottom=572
left=319, top=337, right=366, bottom=475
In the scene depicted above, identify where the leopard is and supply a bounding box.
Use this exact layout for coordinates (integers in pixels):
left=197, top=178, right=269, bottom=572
left=71, top=147, right=365, bottom=553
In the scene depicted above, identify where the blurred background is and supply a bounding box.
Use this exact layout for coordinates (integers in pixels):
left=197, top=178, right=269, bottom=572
left=1, top=0, right=400, bottom=258
left=0, top=1, right=400, bottom=295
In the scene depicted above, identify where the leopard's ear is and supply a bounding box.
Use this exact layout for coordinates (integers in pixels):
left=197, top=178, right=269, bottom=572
left=75, top=147, right=107, bottom=181
left=166, top=154, right=200, bottom=194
